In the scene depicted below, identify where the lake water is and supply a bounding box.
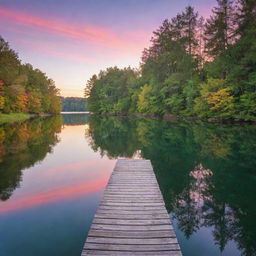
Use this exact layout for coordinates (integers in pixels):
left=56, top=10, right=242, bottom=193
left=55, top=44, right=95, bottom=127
left=0, top=114, right=255, bottom=256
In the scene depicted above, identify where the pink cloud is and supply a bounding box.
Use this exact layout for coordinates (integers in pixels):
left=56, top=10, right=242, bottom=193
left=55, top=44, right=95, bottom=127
left=0, top=176, right=109, bottom=213
left=5, top=30, right=97, bottom=63
left=2, top=17, right=144, bottom=65
left=0, top=7, right=143, bottom=51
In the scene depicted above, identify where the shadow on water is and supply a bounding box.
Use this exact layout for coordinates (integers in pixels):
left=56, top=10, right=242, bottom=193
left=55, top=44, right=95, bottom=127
left=0, top=116, right=62, bottom=201
left=85, top=115, right=256, bottom=256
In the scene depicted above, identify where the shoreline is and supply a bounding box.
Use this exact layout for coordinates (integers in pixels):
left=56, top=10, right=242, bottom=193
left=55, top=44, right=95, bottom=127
left=90, top=112, right=256, bottom=124
left=1, top=111, right=255, bottom=125
left=0, top=113, right=55, bottom=125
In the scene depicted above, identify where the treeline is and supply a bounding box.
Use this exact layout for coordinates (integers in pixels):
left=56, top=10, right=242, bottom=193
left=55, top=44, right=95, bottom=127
left=85, top=0, right=256, bottom=121
left=61, top=97, right=87, bottom=112
left=0, top=37, right=61, bottom=114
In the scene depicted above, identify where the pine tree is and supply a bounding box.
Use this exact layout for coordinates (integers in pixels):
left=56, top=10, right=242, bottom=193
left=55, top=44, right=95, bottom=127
left=204, top=0, right=235, bottom=57
left=235, top=0, right=256, bottom=37
left=196, top=17, right=206, bottom=68
left=179, top=6, right=199, bottom=55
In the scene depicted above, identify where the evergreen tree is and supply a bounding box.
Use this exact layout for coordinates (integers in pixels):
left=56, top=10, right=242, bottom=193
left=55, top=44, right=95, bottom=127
left=204, top=0, right=235, bottom=57
left=235, top=0, right=256, bottom=37
left=178, top=6, right=199, bottom=56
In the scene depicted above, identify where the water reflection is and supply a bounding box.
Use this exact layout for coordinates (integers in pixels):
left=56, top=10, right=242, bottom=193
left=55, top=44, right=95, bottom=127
left=61, top=113, right=88, bottom=125
left=0, top=114, right=255, bottom=256
left=0, top=115, right=115, bottom=256
left=86, top=116, right=140, bottom=158
left=85, top=115, right=256, bottom=256
left=0, top=116, right=62, bottom=201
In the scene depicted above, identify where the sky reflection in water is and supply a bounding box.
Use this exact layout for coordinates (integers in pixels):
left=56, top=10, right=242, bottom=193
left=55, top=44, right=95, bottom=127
left=0, top=115, right=115, bottom=256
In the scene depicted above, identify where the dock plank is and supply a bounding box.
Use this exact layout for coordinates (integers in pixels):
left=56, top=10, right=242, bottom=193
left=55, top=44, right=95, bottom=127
left=81, top=159, right=182, bottom=256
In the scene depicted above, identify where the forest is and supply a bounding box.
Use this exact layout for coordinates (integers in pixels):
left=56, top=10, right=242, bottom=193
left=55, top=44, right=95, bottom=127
left=85, top=0, right=256, bottom=121
left=61, top=97, right=87, bottom=112
left=0, top=37, right=61, bottom=115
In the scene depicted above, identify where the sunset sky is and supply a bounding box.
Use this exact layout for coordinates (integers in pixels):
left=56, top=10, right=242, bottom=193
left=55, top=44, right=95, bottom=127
left=0, top=0, right=215, bottom=97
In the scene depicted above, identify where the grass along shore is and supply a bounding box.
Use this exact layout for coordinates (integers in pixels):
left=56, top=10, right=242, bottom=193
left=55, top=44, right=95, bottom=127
left=0, top=113, right=30, bottom=124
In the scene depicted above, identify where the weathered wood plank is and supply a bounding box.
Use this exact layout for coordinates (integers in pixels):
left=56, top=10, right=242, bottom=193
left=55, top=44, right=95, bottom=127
left=102, top=195, right=163, bottom=199
left=94, top=213, right=169, bottom=220
left=81, top=159, right=182, bottom=256
left=96, top=209, right=168, bottom=215
left=104, top=189, right=161, bottom=192
left=99, top=198, right=163, bottom=205
left=99, top=205, right=165, bottom=210
left=84, top=243, right=180, bottom=251
left=100, top=199, right=163, bottom=204
left=105, top=187, right=160, bottom=190
left=103, top=192, right=162, bottom=196
left=82, top=251, right=182, bottom=256
left=88, top=229, right=177, bottom=238
left=90, top=223, right=173, bottom=231
left=86, top=237, right=178, bottom=245
left=92, top=218, right=171, bottom=226
left=98, top=206, right=167, bottom=211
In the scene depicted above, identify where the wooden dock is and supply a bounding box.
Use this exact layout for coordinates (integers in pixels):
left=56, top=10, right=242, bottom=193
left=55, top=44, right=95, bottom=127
left=81, top=159, right=182, bottom=256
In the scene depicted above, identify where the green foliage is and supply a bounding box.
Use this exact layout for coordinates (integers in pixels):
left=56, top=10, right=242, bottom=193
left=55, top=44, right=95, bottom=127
left=194, top=78, right=235, bottom=118
left=0, top=37, right=20, bottom=85
left=182, top=78, right=200, bottom=114
left=204, top=0, right=235, bottom=57
left=0, top=113, right=30, bottom=124
left=237, top=92, right=256, bottom=120
left=61, top=97, right=87, bottom=112
left=137, top=85, right=154, bottom=113
left=0, top=36, right=61, bottom=114
left=85, top=67, right=138, bottom=114
left=85, top=1, right=256, bottom=121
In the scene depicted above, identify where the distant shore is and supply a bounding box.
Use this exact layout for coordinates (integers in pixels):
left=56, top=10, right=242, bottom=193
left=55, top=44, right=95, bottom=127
left=89, top=112, right=256, bottom=124
left=61, top=111, right=89, bottom=114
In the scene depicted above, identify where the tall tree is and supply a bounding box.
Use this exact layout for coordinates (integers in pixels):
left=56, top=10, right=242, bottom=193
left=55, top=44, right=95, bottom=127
left=204, top=0, right=235, bottom=57
left=0, top=36, right=61, bottom=114
left=235, top=0, right=256, bottom=37
left=0, top=37, right=20, bottom=85
left=178, top=6, right=199, bottom=56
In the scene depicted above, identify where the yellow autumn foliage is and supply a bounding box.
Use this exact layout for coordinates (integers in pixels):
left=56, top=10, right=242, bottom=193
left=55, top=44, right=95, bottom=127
left=206, top=88, right=234, bottom=112
left=137, top=84, right=153, bottom=113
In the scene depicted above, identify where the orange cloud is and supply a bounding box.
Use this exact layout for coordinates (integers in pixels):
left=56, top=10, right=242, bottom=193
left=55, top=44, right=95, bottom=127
left=0, top=176, right=109, bottom=214
left=0, top=7, right=141, bottom=51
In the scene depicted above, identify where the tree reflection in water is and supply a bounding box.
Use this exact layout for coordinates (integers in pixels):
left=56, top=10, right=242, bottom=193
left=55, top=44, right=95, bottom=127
left=0, top=116, right=62, bottom=201
left=85, top=115, right=256, bottom=256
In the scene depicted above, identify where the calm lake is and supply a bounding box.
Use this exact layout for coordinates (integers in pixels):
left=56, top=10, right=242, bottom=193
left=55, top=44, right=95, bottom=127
left=0, top=114, right=255, bottom=256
